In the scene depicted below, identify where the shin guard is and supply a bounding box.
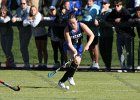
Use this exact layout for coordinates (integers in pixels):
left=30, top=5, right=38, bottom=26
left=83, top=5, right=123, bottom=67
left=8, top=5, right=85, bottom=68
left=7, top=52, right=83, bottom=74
left=59, top=61, right=78, bottom=82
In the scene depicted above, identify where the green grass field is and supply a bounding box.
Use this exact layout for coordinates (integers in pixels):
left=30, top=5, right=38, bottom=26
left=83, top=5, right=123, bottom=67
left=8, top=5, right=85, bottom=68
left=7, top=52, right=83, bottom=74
left=0, top=70, right=140, bottom=100
left=0, top=26, right=140, bottom=99
left=0, top=27, right=139, bottom=68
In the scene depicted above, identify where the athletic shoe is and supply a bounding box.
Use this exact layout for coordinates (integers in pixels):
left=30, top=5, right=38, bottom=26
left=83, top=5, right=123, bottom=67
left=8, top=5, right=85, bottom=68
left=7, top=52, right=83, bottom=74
left=23, top=64, right=30, bottom=70
left=68, top=77, right=75, bottom=86
left=137, top=66, right=140, bottom=70
left=36, top=64, right=47, bottom=70
left=90, top=62, right=100, bottom=69
left=5, top=58, right=16, bottom=68
left=58, top=81, right=65, bottom=88
left=117, top=70, right=127, bottom=73
left=6, top=61, right=16, bottom=68
left=53, top=63, right=60, bottom=68
left=23, top=64, right=30, bottom=68
left=117, top=66, right=128, bottom=72
left=104, top=68, right=111, bottom=72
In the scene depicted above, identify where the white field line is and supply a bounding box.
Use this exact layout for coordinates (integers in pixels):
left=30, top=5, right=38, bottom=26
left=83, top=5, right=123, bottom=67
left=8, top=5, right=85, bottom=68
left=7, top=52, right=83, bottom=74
left=106, top=73, right=140, bottom=93
left=64, top=90, right=88, bottom=93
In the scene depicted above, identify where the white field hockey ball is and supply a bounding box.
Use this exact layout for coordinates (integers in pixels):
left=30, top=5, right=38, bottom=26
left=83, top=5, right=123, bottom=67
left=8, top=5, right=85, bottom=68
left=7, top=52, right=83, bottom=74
left=65, top=85, right=70, bottom=90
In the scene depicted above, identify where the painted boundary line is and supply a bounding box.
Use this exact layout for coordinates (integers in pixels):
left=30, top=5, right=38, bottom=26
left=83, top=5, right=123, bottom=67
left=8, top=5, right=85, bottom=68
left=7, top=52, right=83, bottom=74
left=106, top=72, right=140, bottom=93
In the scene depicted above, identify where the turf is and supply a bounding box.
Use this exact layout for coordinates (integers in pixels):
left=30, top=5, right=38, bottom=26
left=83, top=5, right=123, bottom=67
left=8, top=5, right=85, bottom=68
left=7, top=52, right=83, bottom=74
left=0, top=70, right=140, bottom=100
left=0, top=27, right=139, bottom=67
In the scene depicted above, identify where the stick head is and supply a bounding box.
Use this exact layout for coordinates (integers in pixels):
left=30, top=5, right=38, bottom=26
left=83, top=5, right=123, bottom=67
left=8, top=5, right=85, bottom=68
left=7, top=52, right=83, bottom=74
left=12, top=86, right=20, bottom=91
left=48, top=71, right=56, bottom=78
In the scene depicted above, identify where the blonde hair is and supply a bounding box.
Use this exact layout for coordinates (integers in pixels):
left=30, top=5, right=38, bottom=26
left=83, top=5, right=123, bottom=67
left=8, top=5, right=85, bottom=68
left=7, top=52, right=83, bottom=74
left=0, top=6, right=8, bottom=16
left=29, top=5, right=38, bottom=17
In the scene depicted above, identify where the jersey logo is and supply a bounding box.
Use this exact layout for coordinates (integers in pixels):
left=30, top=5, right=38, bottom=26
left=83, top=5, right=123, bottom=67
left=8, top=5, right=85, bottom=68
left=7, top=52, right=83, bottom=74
left=70, top=33, right=82, bottom=39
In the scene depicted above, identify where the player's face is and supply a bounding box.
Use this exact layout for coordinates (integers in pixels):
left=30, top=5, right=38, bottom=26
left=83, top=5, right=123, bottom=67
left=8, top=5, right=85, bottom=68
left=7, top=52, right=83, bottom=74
left=68, top=17, right=77, bottom=29
left=30, top=7, right=37, bottom=16
left=1, top=9, right=7, bottom=17
left=64, top=2, right=70, bottom=10
left=101, top=2, right=110, bottom=9
left=87, top=0, right=94, bottom=6
left=115, top=4, right=122, bottom=12
left=20, top=0, right=27, bottom=9
left=136, top=11, right=140, bottom=18
left=50, top=9, right=56, bottom=16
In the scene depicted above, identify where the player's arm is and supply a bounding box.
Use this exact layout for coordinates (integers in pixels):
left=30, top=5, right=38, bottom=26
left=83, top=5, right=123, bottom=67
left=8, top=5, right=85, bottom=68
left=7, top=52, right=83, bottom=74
left=80, top=22, right=94, bottom=52
left=64, top=26, right=77, bottom=57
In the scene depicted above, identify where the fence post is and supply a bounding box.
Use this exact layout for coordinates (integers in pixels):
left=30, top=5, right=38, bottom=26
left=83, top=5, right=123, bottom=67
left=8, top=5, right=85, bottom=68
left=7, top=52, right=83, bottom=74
left=132, top=37, right=135, bottom=72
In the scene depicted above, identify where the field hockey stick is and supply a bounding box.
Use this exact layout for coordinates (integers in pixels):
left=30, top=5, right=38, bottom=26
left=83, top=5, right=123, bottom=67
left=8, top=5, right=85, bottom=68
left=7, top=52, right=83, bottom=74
left=0, top=80, right=20, bottom=91
left=48, top=59, right=72, bottom=78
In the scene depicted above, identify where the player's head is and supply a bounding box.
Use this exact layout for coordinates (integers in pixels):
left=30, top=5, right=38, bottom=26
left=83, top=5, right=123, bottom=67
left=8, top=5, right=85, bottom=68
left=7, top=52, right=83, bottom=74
left=20, top=0, right=28, bottom=9
left=87, top=0, right=94, bottom=6
left=29, top=5, right=38, bottom=17
left=63, top=0, right=70, bottom=10
left=101, top=0, right=110, bottom=9
left=136, top=6, right=140, bottom=18
left=0, top=6, right=8, bottom=17
left=114, top=0, right=123, bottom=12
left=49, top=6, right=56, bottom=16
left=68, top=12, right=78, bottom=29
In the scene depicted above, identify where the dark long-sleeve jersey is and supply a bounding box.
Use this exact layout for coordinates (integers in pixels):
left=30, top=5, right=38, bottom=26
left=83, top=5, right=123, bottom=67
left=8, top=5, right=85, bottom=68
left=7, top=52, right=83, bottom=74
left=106, top=8, right=135, bottom=37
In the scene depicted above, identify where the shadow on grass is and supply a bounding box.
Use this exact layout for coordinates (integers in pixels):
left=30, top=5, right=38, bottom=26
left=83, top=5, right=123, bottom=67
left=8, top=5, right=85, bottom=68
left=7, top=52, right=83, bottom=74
left=20, top=86, right=55, bottom=89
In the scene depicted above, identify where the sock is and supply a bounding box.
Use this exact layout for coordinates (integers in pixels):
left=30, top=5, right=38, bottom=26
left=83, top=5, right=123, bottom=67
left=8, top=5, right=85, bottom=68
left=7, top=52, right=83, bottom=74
left=92, top=61, right=95, bottom=64
left=59, top=61, right=78, bottom=83
left=68, top=61, right=78, bottom=77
